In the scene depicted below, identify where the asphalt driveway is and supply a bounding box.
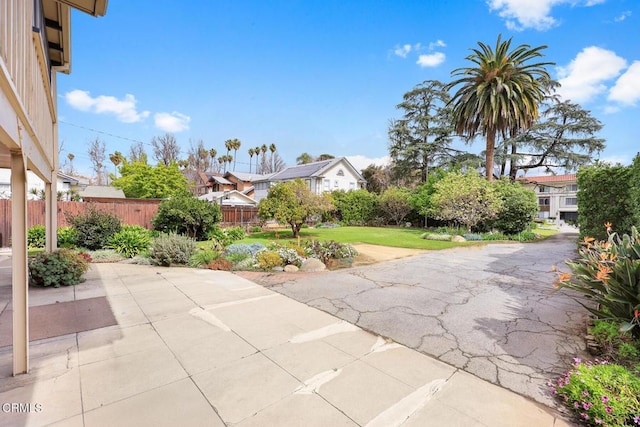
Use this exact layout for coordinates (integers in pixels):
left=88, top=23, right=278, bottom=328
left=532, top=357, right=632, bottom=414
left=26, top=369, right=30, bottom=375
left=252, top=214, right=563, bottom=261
left=266, top=232, right=588, bottom=406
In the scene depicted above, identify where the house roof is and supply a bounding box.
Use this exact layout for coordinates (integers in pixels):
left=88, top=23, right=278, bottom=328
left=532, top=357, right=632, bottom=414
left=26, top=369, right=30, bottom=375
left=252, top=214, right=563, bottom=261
left=208, top=175, right=233, bottom=185
left=518, top=174, right=577, bottom=184
left=198, top=190, right=257, bottom=206
left=79, top=186, right=125, bottom=199
left=225, top=171, right=272, bottom=182
left=270, top=160, right=334, bottom=180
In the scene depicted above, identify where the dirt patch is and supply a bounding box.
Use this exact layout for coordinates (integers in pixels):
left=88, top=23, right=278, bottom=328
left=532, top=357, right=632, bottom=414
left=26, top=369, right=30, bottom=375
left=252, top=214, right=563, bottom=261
left=352, top=244, right=427, bottom=266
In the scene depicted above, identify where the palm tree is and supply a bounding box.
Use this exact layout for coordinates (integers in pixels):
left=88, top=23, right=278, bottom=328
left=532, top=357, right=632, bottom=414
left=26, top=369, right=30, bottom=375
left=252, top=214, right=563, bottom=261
left=448, top=35, right=552, bottom=180
left=254, top=146, right=261, bottom=173
left=248, top=148, right=255, bottom=173
left=232, top=139, right=241, bottom=171
left=218, top=156, right=225, bottom=172
left=269, top=143, right=277, bottom=172
left=109, top=151, right=124, bottom=177
left=66, top=153, right=75, bottom=174
left=226, top=155, right=233, bottom=172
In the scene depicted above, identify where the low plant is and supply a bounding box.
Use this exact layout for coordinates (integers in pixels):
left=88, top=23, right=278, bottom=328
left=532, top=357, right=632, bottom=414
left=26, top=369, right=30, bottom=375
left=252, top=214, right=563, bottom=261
left=463, top=233, right=483, bottom=241
left=209, top=225, right=246, bottom=250
left=590, top=320, right=640, bottom=368
left=107, top=225, right=152, bottom=258
left=551, top=358, right=640, bottom=426
left=303, top=240, right=358, bottom=264
left=28, top=249, right=89, bottom=287
left=27, top=225, right=46, bottom=249
left=481, top=232, right=509, bottom=241
left=149, top=232, right=196, bottom=266
left=57, top=226, right=77, bottom=248
left=250, top=226, right=263, bottom=233
left=555, top=225, right=640, bottom=338
left=188, top=249, right=219, bottom=267
left=224, top=251, right=251, bottom=264
left=225, top=243, right=266, bottom=258
left=421, top=233, right=452, bottom=242
left=231, top=256, right=259, bottom=271
left=509, top=231, right=538, bottom=241
left=206, top=258, right=233, bottom=270
left=87, top=249, right=123, bottom=263
left=256, top=250, right=284, bottom=269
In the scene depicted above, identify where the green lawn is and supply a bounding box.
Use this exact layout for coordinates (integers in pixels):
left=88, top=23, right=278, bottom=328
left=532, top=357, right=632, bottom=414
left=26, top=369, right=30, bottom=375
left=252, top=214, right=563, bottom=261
left=234, top=226, right=478, bottom=250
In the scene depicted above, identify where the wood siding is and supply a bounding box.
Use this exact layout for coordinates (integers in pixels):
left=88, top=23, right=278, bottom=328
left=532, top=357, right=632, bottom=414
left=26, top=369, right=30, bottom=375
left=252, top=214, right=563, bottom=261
left=0, top=200, right=259, bottom=247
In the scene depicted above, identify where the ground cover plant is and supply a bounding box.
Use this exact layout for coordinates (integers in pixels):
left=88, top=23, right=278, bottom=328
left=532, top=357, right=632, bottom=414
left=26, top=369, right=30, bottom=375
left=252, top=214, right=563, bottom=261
left=28, top=249, right=90, bottom=287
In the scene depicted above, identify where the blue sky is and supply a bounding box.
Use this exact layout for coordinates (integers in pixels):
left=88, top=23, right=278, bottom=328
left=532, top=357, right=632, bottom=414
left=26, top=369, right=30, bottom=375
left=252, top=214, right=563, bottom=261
left=58, top=0, right=640, bottom=176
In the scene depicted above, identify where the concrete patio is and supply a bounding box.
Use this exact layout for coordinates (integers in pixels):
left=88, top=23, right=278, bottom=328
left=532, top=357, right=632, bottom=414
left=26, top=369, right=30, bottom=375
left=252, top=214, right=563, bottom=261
left=0, top=255, right=574, bottom=426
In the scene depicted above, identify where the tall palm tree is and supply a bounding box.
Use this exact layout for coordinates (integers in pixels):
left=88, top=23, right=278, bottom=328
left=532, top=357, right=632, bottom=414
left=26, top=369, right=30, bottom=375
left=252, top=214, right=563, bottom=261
left=254, top=146, right=261, bottom=173
left=448, top=35, right=552, bottom=180
left=224, top=139, right=233, bottom=159
left=232, top=139, right=241, bottom=171
left=260, top=144, right=268, bottom=172
left=109, top=151, right=124, bottom=177
left=248, top=148, right=255, bottom=173
left=269, top=143, right=277, bottom=172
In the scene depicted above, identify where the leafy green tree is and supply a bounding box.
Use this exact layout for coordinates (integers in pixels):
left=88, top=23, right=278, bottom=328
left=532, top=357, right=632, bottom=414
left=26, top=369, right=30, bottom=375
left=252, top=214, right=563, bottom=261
left=361, top=164, right=392, bottom=194
left=490, top=179, right=538, bottom=234
left=379, top=187, right=412, bottom=226
left=331, top=189, right=379, bottom=225
left=497, top=99, right=605, bottom=179
left=388, top=80, right=452, bottom=184
left=429, top=171, right=502, bottom=231
left=296, top=152, right=314, bottom=165
left=258, top=179, right=334, bottom=237
left=578, top=163, right=635, bottom=240
left=152, top=193, right=222, bottom=240
left=409, top=168, right=448, bottom=226
left=112, top=160, right=189, bottom=198
left=448, top=35, right=553, bottom=180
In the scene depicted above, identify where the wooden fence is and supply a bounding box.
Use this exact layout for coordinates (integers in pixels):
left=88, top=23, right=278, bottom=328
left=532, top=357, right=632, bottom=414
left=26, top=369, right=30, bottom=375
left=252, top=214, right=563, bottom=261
left=0, top=200, right=260, bottom=247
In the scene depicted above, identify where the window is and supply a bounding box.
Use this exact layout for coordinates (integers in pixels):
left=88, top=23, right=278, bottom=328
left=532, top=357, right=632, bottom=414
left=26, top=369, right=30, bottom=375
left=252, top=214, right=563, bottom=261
left=334, top=180, right=339, bottom=188
left=539, top=197, right=550, bottom=206
left=565, top=197, right=577, bottom=206
left=337, top=169, right=345, bottom=176
left=538, top=185, right=550, bottom=193
left=566, top=184, right=578, bottom=192
left=323, top=179, right=330, bottom=191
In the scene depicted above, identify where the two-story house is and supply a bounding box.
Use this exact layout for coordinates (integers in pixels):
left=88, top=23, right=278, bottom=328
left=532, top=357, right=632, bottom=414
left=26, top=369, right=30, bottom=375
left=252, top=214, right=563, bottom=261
left=519, top=174, right=578, bottom=222
left=253, top=157, right=366, bottom=203
left=0, top=0, right=107, bottom=374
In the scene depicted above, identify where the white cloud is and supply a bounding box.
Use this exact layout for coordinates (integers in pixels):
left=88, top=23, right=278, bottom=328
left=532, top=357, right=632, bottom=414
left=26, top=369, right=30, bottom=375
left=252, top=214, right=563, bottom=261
left=154, top=112, right=191, bottom=132
left=614, top=10, right=631, bottom=22
left=487, top=0, right=604, bottom=31
left=608, top=61, right=640, bottom=106
left=428, top=40, right=447, bottom=50
left=416, top=52, right=445, bottom=68
left=346, top=155, right=390, bottom=172
left=64, top=90, right=150, bottom=123
left=556, top=46, right=627, bottom=103
left=394, top=44, right=412, bottom=58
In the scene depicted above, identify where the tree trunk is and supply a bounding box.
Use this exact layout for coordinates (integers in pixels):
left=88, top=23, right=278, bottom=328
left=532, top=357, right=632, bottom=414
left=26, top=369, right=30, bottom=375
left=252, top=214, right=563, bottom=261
left=486, top=131, right=496, bottom=181
left=291, top=222, right=301, bottom=238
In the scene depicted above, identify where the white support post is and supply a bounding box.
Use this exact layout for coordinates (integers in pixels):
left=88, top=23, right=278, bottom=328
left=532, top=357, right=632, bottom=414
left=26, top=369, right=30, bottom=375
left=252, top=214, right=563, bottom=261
left=11, top=150, right=29, bottom=375
left=45, top=178, right=57, bottom=252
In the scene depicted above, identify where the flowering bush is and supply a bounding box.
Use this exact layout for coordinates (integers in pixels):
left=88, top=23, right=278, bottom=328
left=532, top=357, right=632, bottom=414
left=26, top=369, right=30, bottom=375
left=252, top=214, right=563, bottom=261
left=551, top=358, right=640, bottom=426
left=555, top=224, right=640, bottom=338
left=303, top=240, right=358, bottom=264
left=225, top=243, right=266, bottom=258
left=256, top=250, right=284, bottom=269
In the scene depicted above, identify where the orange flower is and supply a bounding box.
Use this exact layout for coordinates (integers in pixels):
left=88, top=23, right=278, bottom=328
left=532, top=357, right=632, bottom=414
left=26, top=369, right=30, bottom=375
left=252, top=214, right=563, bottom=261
left=604, top=222, right=612, bottom=232
left=583, top=236, right=595, bottom=248
left=558, top=273, right=572, bottom=283
left=595, top=265, right=612, bottom=282
left=635, top=310, right=639, bottom=319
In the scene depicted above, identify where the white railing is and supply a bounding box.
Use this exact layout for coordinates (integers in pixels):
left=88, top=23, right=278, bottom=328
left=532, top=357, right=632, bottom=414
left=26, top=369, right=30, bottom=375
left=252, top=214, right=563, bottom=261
left=0, top=0, right=56, bottom=163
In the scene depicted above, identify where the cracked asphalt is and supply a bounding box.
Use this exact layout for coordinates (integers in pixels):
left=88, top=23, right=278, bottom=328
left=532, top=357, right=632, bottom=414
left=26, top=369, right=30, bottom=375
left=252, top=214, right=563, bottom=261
left=262, top=232, right=589, bottom=407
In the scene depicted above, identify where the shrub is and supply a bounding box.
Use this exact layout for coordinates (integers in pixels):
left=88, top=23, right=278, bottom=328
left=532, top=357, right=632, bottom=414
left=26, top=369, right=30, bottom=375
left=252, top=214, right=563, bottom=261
left=331, top=189, right=379, bottom=225
left=250, top=226, right=263, bottom=233
left=303, top=240, right=358, bottom=264
left=149, top=232, right=196, bottom=266
left=67, top=207, right=122, bottom=250
left=551, top=359, right=640, bottom=426
left=27, top=225, right=46, bottom=249
left=107, top=225, right=152, bottom=258
left=188, top=249, right=219, bottom=267
left=87, top=249, right=124, bottom=263
left=231, top=256, right=259, bottom=271
left=490, top=179, right=538, bottom=235
left=463, top=233, right=483, bottom=241
left=256, top=250, right=284, bottom=269
left=206, top=258, right=233, bottom=270
left=508, top=231, right=538, bottom=241
left=225, top=251, right=251, bottom=264
left=152, top=193, right=221, bottom=240
left=209, top=226, right=245, bottom=249
left=556, top=226, right=640, bottom=338
left=481, top=232, right=509, bottom=241
left=421, top=233, right=452, bottom=241
left=225, top=243, right=266, bottom=258
left=28, top=249, right=89, bottom=287
left=57, top=226, right=77, bottom=248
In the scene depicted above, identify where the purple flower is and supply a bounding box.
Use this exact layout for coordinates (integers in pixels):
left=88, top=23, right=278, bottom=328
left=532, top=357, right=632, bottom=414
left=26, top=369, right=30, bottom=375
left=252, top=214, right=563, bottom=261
left=581, top=413, right=589, bottom=420
left=582, top=391, right=589, bottom=397
left=574, top=401, right=579, bottom=409
left=634, top=416, right=640, bottom=424
left=550, top=387, right=556, bottom=395
left=605, top=406, right=612, bottom=414
left=573, top=357, right=582, bottom=365
left=601, top=395, right=609, bottom=404
left=582, top=402, right=592, bottom=410
left=595, top=419, right=603, bottom=425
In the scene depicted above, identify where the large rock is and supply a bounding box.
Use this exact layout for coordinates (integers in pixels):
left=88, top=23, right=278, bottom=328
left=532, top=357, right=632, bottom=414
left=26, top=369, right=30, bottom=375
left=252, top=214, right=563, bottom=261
left=300, top=258, right=326, bottom=272
left=452, top=235, right=467, bottom=242
left=284, top=264, right=299, bottom=273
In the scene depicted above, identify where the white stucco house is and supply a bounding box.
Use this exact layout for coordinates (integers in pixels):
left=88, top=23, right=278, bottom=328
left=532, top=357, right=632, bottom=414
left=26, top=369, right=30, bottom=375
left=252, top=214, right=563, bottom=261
left=0, top=169, right=87, bottom=200
left=198, top=190, right=257, bottom=207
left=519, top=174, right=578, bottom=222
left=253, top=157, right=366, bottom=202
